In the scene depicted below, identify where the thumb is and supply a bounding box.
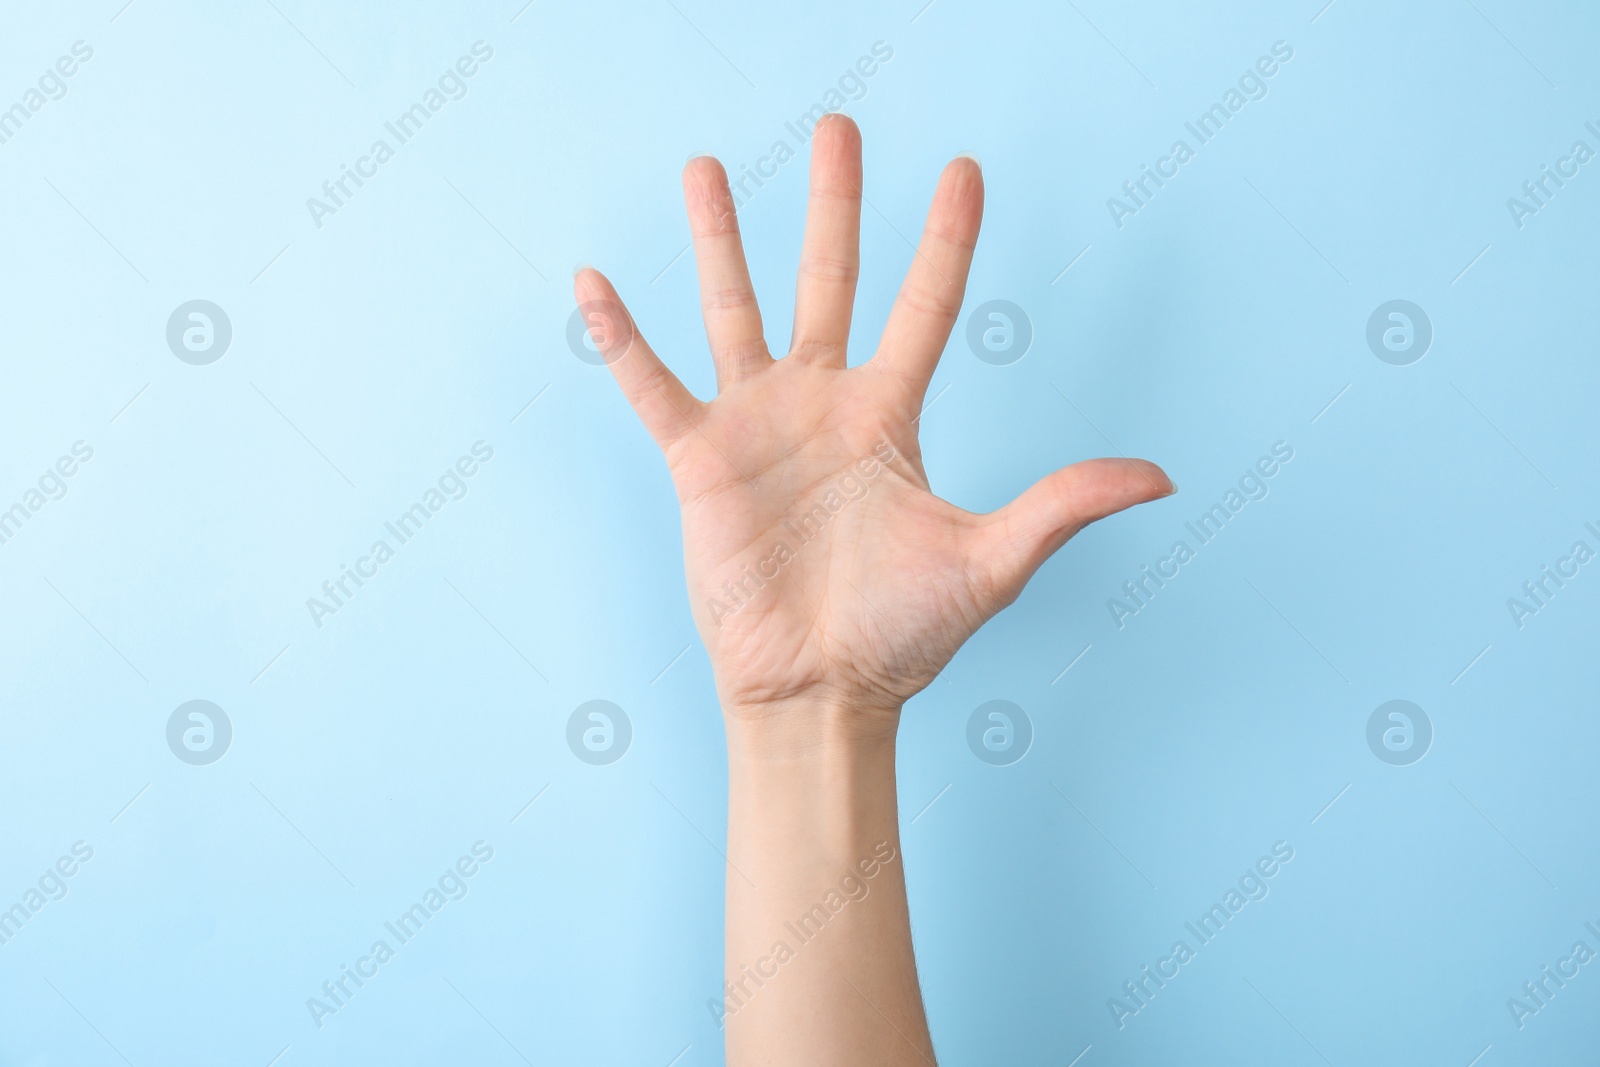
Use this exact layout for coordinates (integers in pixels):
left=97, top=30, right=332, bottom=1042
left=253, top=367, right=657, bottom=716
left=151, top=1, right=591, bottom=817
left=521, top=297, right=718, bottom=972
left=973, top=458, right=1175, bottom=610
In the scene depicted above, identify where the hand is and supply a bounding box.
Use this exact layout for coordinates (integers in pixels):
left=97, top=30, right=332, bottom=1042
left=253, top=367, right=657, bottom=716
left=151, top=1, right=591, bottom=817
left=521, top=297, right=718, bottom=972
left=574, top=115, right=1173, bottom=725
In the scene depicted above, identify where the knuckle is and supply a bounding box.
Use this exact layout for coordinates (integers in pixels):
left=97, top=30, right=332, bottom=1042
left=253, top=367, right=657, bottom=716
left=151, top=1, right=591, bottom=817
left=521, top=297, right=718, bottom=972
left=898, top=282, right=962, bottom=320
left=923, top=223, right=977, bottom=252
left=799, top=253, right=859, bottom=285
left=701, top=285, right=757, bottom=311
left=716, top=338, right=771, bottom=367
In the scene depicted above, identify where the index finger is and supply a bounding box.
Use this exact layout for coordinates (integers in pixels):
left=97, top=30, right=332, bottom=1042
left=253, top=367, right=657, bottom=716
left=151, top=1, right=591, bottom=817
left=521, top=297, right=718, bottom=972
left=574, top=267, right=702, bottom=450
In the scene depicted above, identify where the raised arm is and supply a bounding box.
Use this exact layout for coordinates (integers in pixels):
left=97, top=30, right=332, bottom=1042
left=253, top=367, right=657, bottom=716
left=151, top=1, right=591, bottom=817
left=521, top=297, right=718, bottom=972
left=574, top=114, right=1174, bottom=1066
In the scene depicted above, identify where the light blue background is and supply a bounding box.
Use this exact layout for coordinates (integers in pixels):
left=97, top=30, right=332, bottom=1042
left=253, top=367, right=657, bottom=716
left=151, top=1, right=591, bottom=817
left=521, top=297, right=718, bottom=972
left=1, top=0, right=1597, bottom=1063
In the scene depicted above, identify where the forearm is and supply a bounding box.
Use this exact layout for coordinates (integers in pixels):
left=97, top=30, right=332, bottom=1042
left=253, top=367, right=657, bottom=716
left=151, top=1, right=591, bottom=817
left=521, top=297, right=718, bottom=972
left=721, top=706, right=935, bottom=1066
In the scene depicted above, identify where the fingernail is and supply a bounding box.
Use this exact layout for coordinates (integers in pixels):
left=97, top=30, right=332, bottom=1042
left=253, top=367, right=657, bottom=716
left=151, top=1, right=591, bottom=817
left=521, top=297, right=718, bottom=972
left=1164, top=480, right=1179, bottom=496
left=956, top=151, right=981, bottom=167
left=686, top=152, right=713, bottom=165
left=573, top=262, right=591, bottom=278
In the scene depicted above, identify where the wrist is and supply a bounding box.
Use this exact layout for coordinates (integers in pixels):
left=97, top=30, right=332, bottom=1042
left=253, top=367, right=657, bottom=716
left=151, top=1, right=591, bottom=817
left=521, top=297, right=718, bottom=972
left=723, top=696, right=903, bottom=873
left=721, top=691, right=902, bottom=764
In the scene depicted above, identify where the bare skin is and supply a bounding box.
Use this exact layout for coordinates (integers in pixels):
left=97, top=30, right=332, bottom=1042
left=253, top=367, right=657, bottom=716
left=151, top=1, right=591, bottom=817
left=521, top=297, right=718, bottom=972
left=575, top=114, right=1173, bottom=1065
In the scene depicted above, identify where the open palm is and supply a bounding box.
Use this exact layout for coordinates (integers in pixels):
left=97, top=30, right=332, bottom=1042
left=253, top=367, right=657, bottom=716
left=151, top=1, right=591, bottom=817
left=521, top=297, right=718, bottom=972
left=575, top=115, right=1172, bottom=719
